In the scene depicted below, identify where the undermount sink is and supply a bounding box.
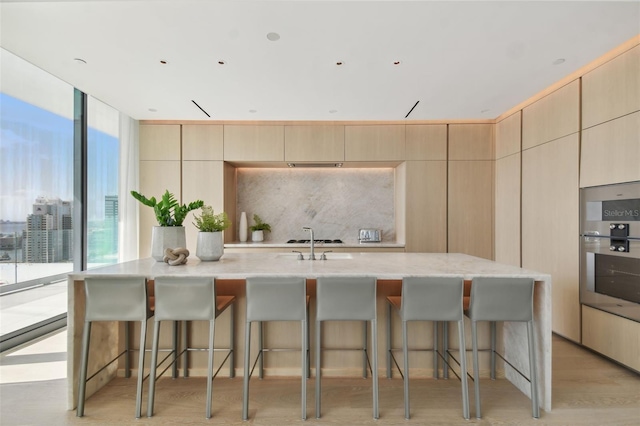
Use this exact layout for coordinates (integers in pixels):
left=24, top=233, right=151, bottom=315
left=276, top=252, right=353, bottom=260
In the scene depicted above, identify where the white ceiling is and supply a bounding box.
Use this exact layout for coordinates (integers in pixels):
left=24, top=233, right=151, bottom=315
left=1, top=1, right=639, bottom=121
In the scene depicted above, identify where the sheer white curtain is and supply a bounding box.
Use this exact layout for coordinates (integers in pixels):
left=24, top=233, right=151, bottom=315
left=118, top=113, right=139, bottom=261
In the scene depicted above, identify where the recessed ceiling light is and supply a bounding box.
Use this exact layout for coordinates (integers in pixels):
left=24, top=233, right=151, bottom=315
left=249, top=109, right=257, bottom=113
left=148, top=108, right=157, bottom=112
left=480, top=109, right=490, bottom=113
left=266, top=32, right=280, bottom=41
left=160, top=60, right=168, bottom=65
left=218, top=60, right=226, bottom=65
left=329, top=109, right=337, bottom=114
left=553, top=58, right=565, bottom=65
left=336, top=61, right=343, bottom=66
left=73, top=58, right=87, bottom=64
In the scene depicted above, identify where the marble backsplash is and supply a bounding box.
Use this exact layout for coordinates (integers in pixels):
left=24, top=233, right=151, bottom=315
left=236, top=168, right=395, bottom=243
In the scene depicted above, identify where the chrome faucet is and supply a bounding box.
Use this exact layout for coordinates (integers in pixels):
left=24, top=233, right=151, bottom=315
left=302, top=227, right=316, bottom=260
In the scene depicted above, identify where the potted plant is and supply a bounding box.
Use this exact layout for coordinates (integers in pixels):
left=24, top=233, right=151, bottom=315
left=131, top=189, right=204, bottom=261
left=193, top=206, right=231, bottom=261
left=249, top=214, right=271, bottom=242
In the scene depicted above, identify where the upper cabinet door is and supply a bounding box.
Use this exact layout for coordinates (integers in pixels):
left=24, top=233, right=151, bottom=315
left=284, top=125, right=345, bottom=162
left=522, top=80, right=580, bottom=150
left=448, top=123, right=494, bottom=160
left=582, top=45, right=640, bottom=130
left=405, top=124, right=447, bottom=160
left=182, top=124, right=223, bottom=161
left=344, top=125, right=405, bottom=161
left=223, top=125, right=285, bottom=162
left=139, top=124, right=180, bottom=161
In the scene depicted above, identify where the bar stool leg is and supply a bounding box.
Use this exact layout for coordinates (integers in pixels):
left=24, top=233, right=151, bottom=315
left=315, top=320, right=322, bottom=418
left=242, top=321, right=252, bottom=420
left=386, top=302, right=392, bottom=378
left=125, top=321, right=131, bottom=378
left=147, top=320, right=162, bottom=417
left=371, top=318, right=379, bottom=419
left=77, top=321, right=92, bottom=417
left=471, top=320, right=481, bottom=418
left=258, top=321, right=264, bottom=379
left=301, top=318, right=308, bottom=420
left=135, top=319, right=147, bottom=418
left=206, top=319, right=215, bottom=419
left=528, top=320, right=540, bottom=418
left=178, top=321, right=183, bottom=378
left=490, top=321, right=496, bottom=380
left=402, top=319, right=410, bottom=419
left=433, top=321, right=439, bottom=379
left=229, top=303, right=235, bottom=378
left=443, top=321, right=449, bottom=379
left=362, top=321, right=368, bottom=378
left=457, top=319, right=470, bottom=420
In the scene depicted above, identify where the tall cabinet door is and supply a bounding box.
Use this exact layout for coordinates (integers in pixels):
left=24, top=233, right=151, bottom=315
left=138, top=124, right=181, bottom=258
left=521, top=80, right=580, bottom=342
left=495, top=112, right=521, bottom=267
left=448, top=124, right=494, bottom=259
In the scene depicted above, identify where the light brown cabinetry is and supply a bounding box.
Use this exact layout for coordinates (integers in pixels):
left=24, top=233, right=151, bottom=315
left=582, top=305, right=640, bottom=372
left=404, top=161, right=447, bottom=252
left=582, top=45, right=640, bottom=129
left=495, top=112, right=521, bottom=267
left=284, top=125, right=345, bottom=162
left=182, top=124, right=223, bottom=161
left=405, top=124, right=447, bottom=160
left=344, top=125, right=405, bottom=161
left=447, top=124, right=494, bottom=259
left=522, top=80, right=580, bottom=149
left=138, top=124, right=181, bottom=258
left=522, top=133, right=580, bottom=342
left=581, top=110, right=640, bottom=187
left=223, top=125, right=284, bottom=162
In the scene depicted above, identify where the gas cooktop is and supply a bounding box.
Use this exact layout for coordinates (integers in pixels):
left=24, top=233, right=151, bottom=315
left=286, top=239, right=344, bottom=244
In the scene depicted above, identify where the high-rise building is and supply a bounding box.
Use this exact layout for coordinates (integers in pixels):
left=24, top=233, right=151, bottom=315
left=105, top=195, right=118, bottom=253
left=23, top=197, right=73, bottom=263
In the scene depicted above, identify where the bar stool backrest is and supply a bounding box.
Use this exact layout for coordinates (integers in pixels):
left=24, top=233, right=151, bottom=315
left=246, top=277, right=307, bottom=321
left=468, top=277, right=534, bottom=322
left=401, top=276, right=464, bottom=321
left=154, top=276, right=215, bottom=321
left=316, top=276, right=376, bottom=321
left=84, top=276, right=150, bottom=321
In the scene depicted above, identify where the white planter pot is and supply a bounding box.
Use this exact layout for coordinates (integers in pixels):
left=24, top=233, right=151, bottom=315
left=196, top=231, right=224, bottom=261
left=151, top=226, right=186, bottom=262
left=251, top=230, right=264, bottom=242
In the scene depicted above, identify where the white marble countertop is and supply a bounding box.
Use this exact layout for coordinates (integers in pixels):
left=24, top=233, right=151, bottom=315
left=71, top=252, right=549, bottom=281
left=224, top=241, right=405, bottom=249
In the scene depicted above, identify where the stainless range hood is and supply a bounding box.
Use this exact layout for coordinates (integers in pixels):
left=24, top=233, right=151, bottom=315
left=287, top=162, right=343, bottom=168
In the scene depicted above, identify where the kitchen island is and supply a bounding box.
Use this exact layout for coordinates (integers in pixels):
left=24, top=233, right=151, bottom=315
left=67, top=252, right=551, bottom=412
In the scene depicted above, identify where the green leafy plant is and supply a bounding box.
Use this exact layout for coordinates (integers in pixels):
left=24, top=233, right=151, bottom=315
left=193, top=206, right=231, bottom=232
left=130, top=190, right=204, bottom=227
left=249, top=214, right=271, bottom=233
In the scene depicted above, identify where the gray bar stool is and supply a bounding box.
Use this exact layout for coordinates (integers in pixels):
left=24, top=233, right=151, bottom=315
left=147, top=276, right=235, bottom=419
left=315, top=276, right=379, bottom=419
left=77, top=275, right=151, bottom=418
left=243, top=276, right=308, bottom=420
left=466, top=277, right=539, bottom=418
left=397, top=276, right=470, bottom=419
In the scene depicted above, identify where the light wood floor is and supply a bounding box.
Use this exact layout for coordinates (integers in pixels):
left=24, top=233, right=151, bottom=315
left=1, top=334, right=639, bottom=425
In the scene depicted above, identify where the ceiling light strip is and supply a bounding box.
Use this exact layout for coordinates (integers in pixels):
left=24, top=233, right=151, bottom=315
left=405, top=100, right=419, bottom=118
left=191, top=100, right=211, bottom=118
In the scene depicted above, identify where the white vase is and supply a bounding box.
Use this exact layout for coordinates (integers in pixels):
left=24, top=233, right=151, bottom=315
left=252, top=230, right=264, bottom=242
left=151, top=226, right=186, bottom=262
left=239, top=212, right=248, bottom=242
left=196, top=231, right=224, bottom=261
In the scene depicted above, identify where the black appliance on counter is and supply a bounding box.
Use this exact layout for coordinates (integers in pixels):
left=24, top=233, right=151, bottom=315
left=580, top=181, right=640, bottom=322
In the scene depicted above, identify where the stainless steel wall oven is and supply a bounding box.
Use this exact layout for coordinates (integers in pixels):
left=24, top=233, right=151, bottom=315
left=580, top=181, right=640, bottom=322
